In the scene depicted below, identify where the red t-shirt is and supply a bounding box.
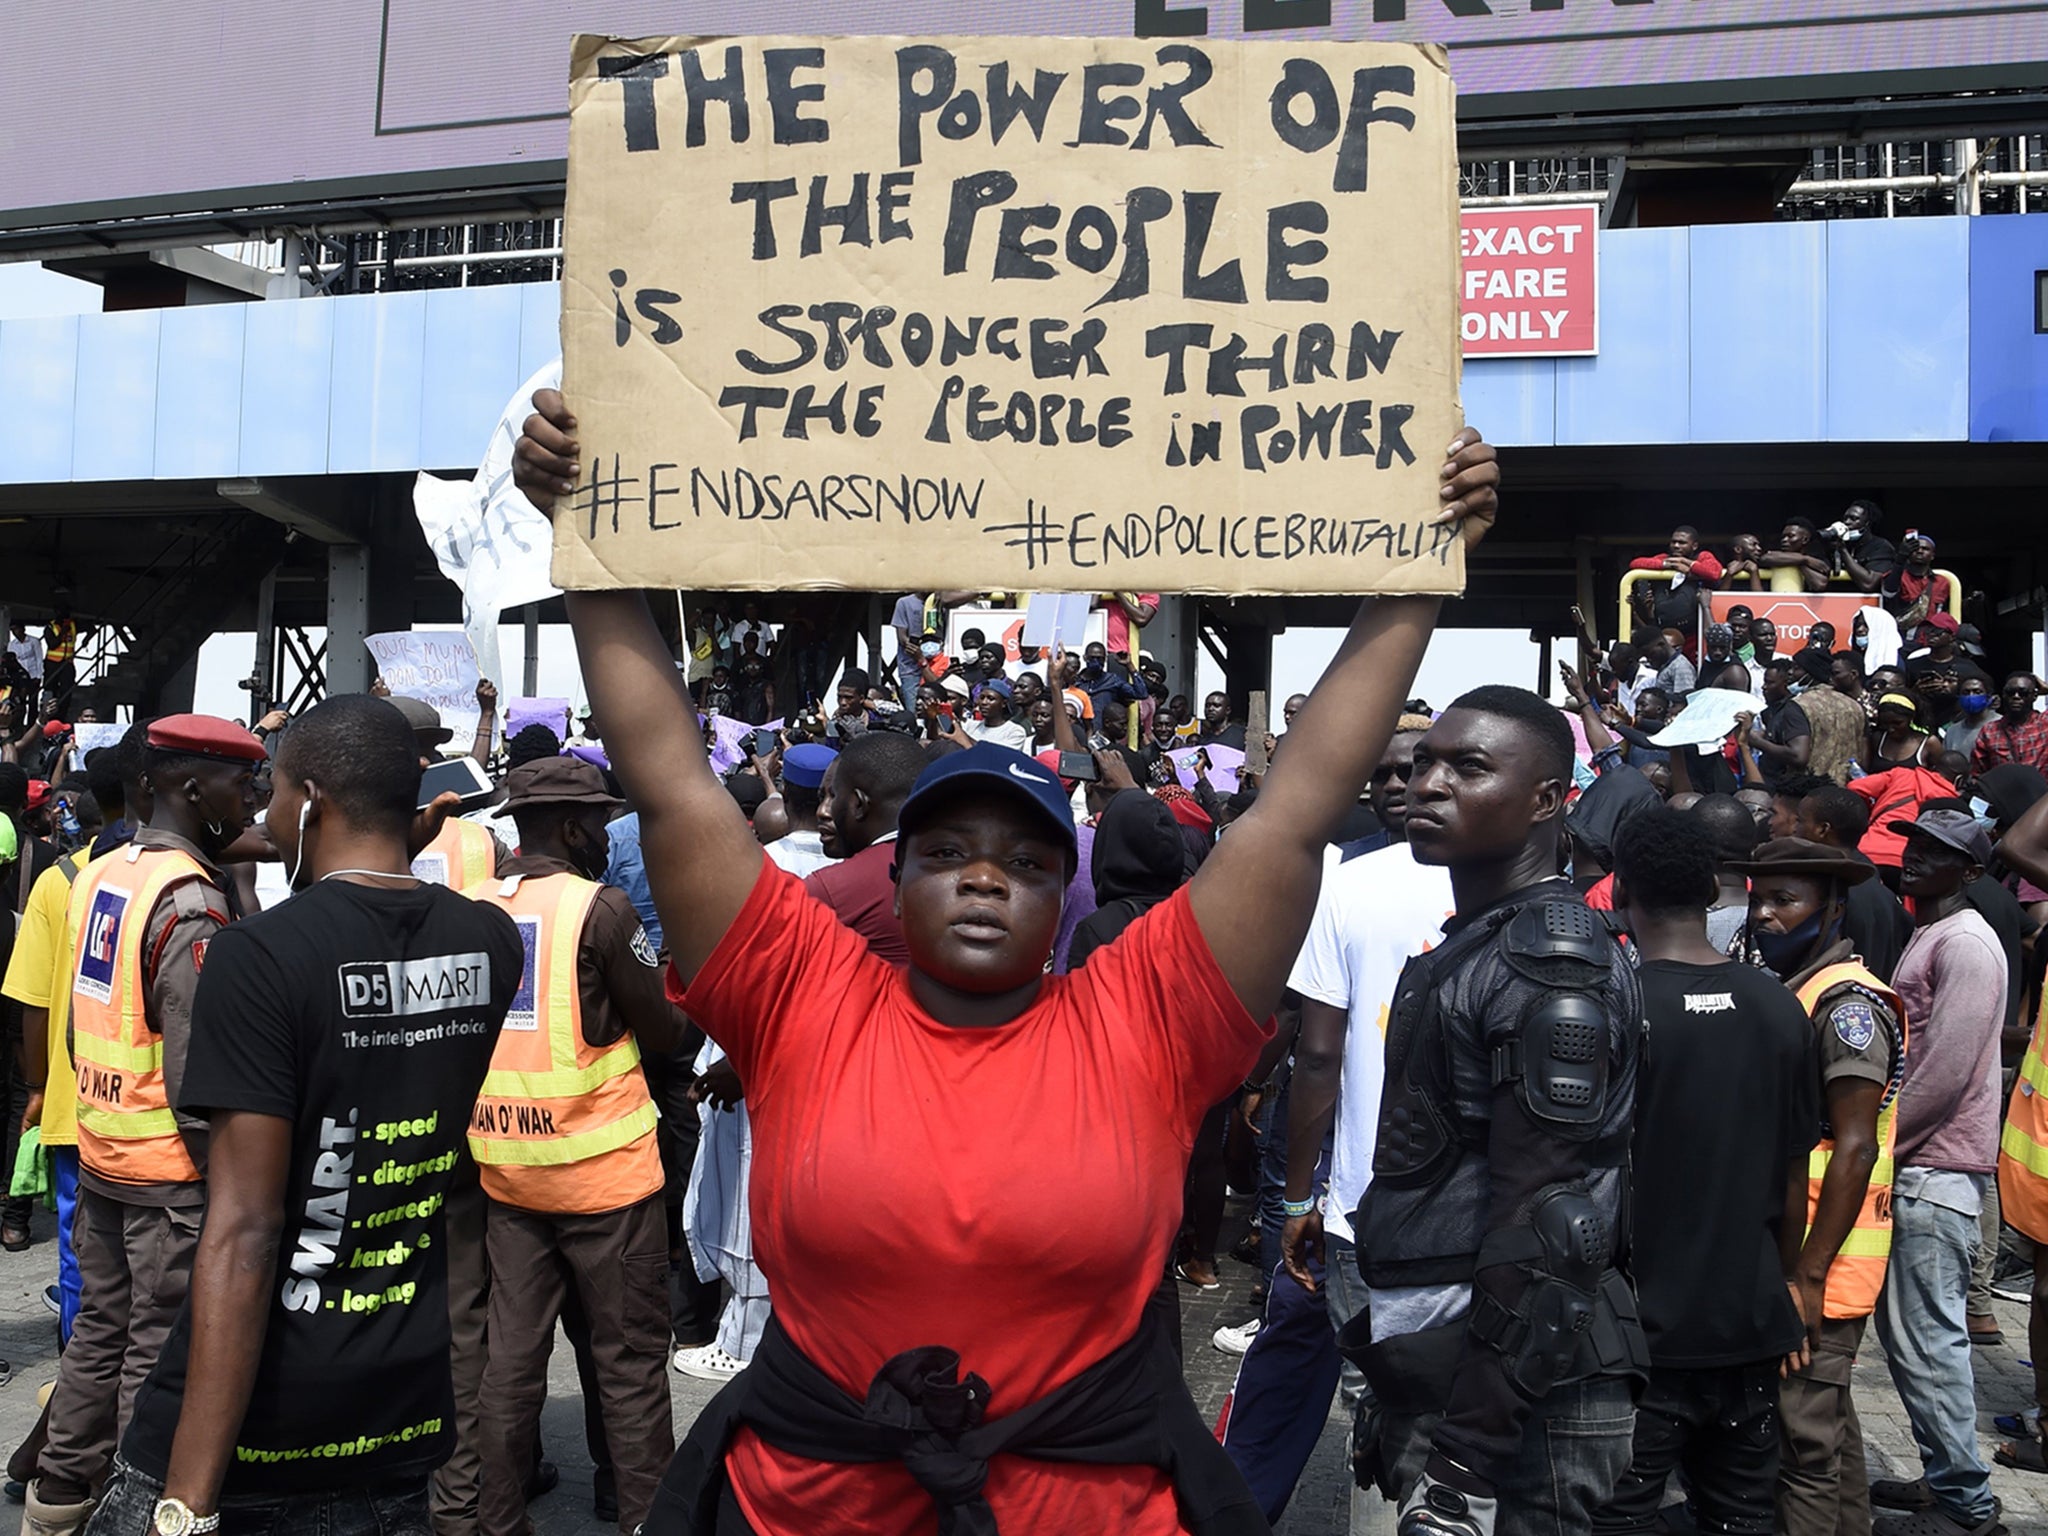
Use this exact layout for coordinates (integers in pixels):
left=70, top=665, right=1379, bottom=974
left=1104, top=594, right=1161, bottom=659
left=673, top=861, right=1267, bottom=1535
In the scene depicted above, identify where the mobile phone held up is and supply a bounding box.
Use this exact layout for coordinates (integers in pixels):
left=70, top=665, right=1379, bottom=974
left=417, top=756, right=495, bottom=810
left=1058, top=750, right=1100, bottom=783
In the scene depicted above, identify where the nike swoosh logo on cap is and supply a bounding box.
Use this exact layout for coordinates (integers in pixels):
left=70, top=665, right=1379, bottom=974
left=1008, top=763, right=1051, bottom=784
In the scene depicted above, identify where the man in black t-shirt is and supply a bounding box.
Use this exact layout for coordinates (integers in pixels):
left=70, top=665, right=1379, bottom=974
left=1827, top=499, right=1898, bottom=593
left=1596, top=808, right=1818, bottom=1536
left=90, top=696, right=521, bottom=1536
left=1749, top=660, right=1813, bottom=792
left=1903, top=614, right=1994, bottom=732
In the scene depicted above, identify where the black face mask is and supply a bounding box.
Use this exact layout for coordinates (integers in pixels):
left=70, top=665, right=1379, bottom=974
left=1753, top=911, right=1836, bottom=975
left=568, top=834, right=609, bottom=882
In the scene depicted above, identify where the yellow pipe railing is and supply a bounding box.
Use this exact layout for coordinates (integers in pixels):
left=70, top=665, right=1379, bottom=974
left=1615, top=567, right=1962, bottom=646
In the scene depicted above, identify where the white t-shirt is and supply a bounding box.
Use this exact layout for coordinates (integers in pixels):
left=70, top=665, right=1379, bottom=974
left=967, top=718, right=1031, bottom=752
left=1285, top=840, right=1456, bottom=1245
left=728, top=619, right=777, bottom=654
left=764, top=829, right=834, bottom=878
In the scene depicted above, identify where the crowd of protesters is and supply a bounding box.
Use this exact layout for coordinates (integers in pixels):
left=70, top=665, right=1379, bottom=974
left=2, top=438, right=2047, bottom=1536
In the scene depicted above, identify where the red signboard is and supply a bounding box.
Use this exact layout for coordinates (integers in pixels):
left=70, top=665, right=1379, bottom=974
left=1705, top=591, right=1876, bottom=653
left=1460, top=206, right=1599, bottom=358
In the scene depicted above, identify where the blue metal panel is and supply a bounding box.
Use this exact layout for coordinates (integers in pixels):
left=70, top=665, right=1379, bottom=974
left=155, top=305, right=247, bottom=478
left=328, top=291, right=427, bottom=473
left=240, top=298, right=335, bottom=475
left=1462, top=357, right=1556, bottom=447
left=1689, top=223, right=1828, bottom=443
left=419, top=286, right=525, bottom=469
left=71, top=309, right=161, bottom=480
left=1827, top=219, right=1970, bottom=441
left=1970, top=213, right=2048, bottom=442
left=0, top=315, right=80, bottom=483
left=519, top=283, right=563, bottom=384
left=1555, top=227, right=1689, bottom=446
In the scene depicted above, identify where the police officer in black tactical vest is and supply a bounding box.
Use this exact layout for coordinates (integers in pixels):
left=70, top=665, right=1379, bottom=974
left=1345, top=685, right=1648, bottom=1536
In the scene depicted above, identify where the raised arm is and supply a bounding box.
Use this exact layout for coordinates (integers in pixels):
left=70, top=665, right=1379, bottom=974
left=467, top=678, right=499, bottom=767
left=514, top=389, right=764, bottom=983
left=2003, top=787, right=2048, bottom=890
left=1188, top=430, right=1498, bottom=1016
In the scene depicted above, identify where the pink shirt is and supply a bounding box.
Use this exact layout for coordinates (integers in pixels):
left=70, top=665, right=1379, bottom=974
left=1892, top=907, right=2008, bottom=1172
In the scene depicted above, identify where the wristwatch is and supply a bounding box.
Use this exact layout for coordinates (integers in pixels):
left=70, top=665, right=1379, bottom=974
left=153, top=1497, right=221, bottom=1534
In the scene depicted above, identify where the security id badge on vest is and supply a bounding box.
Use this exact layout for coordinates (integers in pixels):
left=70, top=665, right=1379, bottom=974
left=75, top=884, right=132, bottom=1005
left=409, top=852, right=451, bottom=887
left=503, top=916, right=542, bottom=1033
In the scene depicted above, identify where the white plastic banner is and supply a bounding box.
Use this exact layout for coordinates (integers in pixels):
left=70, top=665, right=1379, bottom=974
left=413, top=359, right=564, bottom=688
left=1648, top=688, right=1758, bottom=751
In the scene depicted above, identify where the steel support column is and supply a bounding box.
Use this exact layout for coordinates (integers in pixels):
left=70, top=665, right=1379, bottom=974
left=327, top=545, right=371, bottom=695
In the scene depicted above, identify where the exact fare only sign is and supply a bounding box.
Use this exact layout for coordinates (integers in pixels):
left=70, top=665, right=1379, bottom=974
left=1460, top=205, right=1599, bottom=358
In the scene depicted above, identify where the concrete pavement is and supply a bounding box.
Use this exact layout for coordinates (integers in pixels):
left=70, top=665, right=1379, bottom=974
left=0, top=1197, right=2039, bottom=1533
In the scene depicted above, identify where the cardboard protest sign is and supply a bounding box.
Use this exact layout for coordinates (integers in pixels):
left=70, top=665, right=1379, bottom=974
left=364, top=631, right=484, bottom=747
left=554, top=34, right=1463, bottom=597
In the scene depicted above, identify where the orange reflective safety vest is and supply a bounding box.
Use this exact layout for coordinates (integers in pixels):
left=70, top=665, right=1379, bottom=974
left=69, top=843, right=212, bottom=1187
left=463, top=871, right=662, bottom=1215
left=1999, top=991, right=2048, bottom=1243
left=411, top=817, right=497, bottom=889
left=1797, top=962, right=1908, bottom=1320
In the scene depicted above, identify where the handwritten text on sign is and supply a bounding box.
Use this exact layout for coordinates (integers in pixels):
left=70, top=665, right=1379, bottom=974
left=552, top=34, right=1463, bottom=596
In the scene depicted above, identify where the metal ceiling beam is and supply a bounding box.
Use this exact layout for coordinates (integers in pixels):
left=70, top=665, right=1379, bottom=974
left=216, top=478, right=371, bottom=546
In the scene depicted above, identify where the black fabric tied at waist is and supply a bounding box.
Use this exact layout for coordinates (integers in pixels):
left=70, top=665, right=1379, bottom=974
left=645, top=1310, right=1270, bottom=1536
left=865, top=1344, right=997, bottom=1521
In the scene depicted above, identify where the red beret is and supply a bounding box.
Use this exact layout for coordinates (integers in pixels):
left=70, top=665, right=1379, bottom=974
left=1922, top=611, right=1960, bottom=635
left=41, top=720, right=68, bottom=738
left=146, top=713, right=268, bottom=764
left=25, top=780, right=51, bottom=810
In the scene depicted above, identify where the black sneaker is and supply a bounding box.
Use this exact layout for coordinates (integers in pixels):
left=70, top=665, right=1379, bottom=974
left=39, top=1286, right=57, bottom=1318
left=1871, top=1478, right=1936, bottom=1512
left=1872, top=1504, right=2005, bottom=1536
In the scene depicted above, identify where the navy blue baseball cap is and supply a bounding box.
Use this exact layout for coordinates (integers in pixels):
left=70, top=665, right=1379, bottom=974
left=897, top=740, right=1077, bottom=853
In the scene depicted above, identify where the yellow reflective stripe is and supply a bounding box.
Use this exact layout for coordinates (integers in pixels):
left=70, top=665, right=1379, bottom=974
left=78, top=1104, right=180, bottom=1139
left=2020, top=1046, right=2048, bottom=1097
left=543, top=883, right=586, bottom=1072
left=73, top=1031, right=163, bottom=1074
left=2003, top=1120, right=2048, bottom=1179
left=481, top=1041, right=644, bottom=1100
left=1832, top=1227, right=1892, bottom=1259
left=469, top=1100, right=657, bottom=1167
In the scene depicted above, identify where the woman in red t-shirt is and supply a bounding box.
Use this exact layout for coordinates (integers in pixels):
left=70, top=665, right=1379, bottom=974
left=513, top=395, right=1500, bottom=1535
